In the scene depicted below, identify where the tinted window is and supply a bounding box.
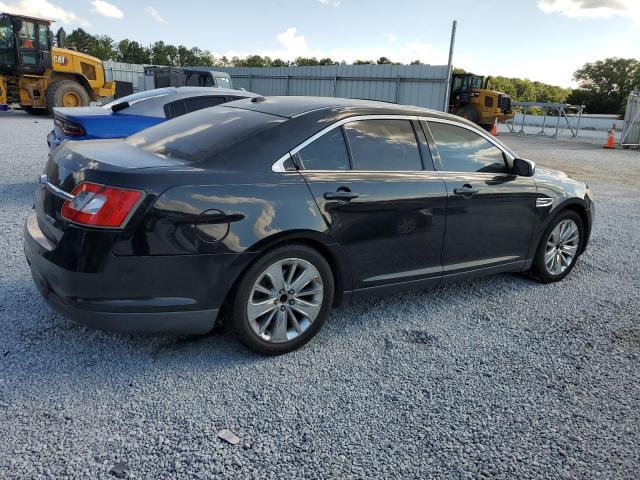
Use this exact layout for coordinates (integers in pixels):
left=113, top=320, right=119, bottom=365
left=428, top=122, right=507, bottom=173
left=184, top=96, right=226, bottom=113
left=297, top=128, right=350, bottom=170
left=127, top=106, right=284, bottom=163
left=38, top=24, right=48, bottom=49
left=344, top=120, right=422, bottom=171
left=163, top=100, right=186, bottom=119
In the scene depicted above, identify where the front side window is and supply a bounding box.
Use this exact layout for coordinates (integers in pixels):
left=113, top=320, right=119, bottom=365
left=297, top=128, right=350, bottom=170
left=343, top=119, right=422, bottom=171
left=428, top=122, right=507, bottom=174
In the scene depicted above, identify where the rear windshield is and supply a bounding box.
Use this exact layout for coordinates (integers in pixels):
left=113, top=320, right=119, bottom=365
left=126, top=106, right=284, bottom=162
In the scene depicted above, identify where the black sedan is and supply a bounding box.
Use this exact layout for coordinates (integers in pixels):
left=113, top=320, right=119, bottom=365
left=24, top=96, right=594, bottom=355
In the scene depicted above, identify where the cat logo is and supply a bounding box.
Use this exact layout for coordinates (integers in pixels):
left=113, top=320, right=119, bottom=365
left=53, top=55, right=68, bottom=66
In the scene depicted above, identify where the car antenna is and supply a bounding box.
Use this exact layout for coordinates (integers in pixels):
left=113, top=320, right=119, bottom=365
left=251, top=96, right=266, bottom=103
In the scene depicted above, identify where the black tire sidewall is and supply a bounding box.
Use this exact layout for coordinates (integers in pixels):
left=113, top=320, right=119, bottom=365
left=47, top=80, right=90, bottom=109
left=532, top=210, right=584, bottom=283
left=232, top=245, right=334, bottom=355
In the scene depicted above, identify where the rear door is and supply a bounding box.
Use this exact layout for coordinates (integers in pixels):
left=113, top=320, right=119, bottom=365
left=297, top=116, right=448, bottom=293
left=424, top=119, right=538, bottom=276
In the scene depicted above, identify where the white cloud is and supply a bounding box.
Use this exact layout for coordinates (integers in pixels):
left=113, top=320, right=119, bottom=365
left=91, top=0, right=123, bottom=19
left=538, top=0, right=639, bottom=21
left=315, top=0, right=341, bottom=6
left=0, top=0, right=90, bottom=26
left=212, top=27, right=448, bottom=66
left=383, top=33, right=397, bottom=44
left=145, top=6, right=166, bottom=23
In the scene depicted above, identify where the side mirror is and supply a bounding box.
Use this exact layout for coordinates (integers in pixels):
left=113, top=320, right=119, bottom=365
left=512, top=158, right=535, bottom=177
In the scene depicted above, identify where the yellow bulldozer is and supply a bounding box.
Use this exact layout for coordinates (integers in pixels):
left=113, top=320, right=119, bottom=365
left=0, top=12, right=115, bottom=114
left=448, top=73, right=514, bottom=131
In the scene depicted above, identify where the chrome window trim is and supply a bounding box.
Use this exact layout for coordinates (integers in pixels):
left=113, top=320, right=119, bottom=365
left=420, top=116, right=516, bottom=163
left=271, top=113, right=517, bottom=173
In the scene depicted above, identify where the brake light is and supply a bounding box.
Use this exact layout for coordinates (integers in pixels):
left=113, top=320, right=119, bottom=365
left=61, top=182, right=144, bottom=228
left=54, top=116, right=85, bottom=136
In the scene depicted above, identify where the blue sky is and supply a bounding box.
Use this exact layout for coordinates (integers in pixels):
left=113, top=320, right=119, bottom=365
left=1, top=0, right=638, bottom=86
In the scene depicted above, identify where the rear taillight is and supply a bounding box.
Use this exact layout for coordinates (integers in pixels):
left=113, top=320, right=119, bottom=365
left=61, top=182, right=144, bottom=228
left=54, top=116, right=85, bottom=136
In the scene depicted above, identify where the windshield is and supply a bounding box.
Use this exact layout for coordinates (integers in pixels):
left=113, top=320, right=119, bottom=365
left=126, top=106, right=284, bottom=163
left=101, top=88, right=173, bottom=109
left=215, top=76, right=232, bottom=88
left=471, top=76, right=485, bottom=89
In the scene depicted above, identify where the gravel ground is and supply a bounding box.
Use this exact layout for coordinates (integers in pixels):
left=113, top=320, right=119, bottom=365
left=0, top=111, right=639, bottom=479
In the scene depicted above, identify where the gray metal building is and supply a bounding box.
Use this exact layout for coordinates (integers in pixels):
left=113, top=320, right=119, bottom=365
left=104, top=61, right=450, bottom=111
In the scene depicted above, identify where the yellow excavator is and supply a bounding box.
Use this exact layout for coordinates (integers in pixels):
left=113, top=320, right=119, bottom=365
left=448, top=73, right=514, bottom=130
left=0, top=12, right=115, bottom=114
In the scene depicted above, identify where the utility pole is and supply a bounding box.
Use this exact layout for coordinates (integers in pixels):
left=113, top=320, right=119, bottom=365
left=443, top=20, right=457, bottom=112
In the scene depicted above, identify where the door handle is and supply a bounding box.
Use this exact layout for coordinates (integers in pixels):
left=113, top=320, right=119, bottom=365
left=453, top=184, right=479, bottom=196
left=324, top=191, right=359, bottom=201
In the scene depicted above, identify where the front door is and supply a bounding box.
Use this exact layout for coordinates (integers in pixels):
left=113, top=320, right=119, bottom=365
left=296, top=117, right=448, bottom=293
left=425, top=120, right=538, bottom=276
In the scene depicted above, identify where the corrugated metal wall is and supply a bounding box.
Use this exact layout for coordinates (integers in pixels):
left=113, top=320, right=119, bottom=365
left=201, top=64, right=449, bottom=111
left=103, top=60, right=149, bottom=92
left=103, top=62, right=449, bottom=111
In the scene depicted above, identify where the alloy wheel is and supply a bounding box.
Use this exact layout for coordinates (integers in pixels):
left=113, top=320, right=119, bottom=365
left=247, top=258, right=324, bottom=343
left=544, top=219, right=580, bottom=275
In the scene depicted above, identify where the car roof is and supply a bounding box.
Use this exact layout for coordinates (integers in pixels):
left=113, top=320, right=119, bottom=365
left=224, top=95, right=449, bottom=119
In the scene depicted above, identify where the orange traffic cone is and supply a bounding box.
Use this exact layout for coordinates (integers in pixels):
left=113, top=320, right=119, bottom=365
left=603, top=124, right=615, bottom=149
left=491, top=118, right=498, bottom=137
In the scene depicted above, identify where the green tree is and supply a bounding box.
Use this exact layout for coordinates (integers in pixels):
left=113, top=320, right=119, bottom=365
left=116, top=39, right=149, bottom=64
left=353, top=59, right=374, bottom=65
left=65, top=28, right=115, bottom=60
left=376, top=56, right=393, bottom=64
left=572, top=57, right=640, bottom=114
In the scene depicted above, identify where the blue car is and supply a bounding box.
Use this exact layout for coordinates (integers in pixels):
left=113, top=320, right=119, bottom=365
left=47, top=86, right=259, bottom=151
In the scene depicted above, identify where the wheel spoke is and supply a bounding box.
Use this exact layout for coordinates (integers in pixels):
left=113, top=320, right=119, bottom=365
left=292, top=298, right=321, bottom=319
left=257, top=308, right=277, bottom=334
left=254, top=284, right=274, bottom=296
left=270, top=309, right=288, bottom=343
left=263, top=262, right=286, bottom=291
left=248, top=298, right=277, bottom=322
left=290, top=267, right=318, bottom=292
left=287, top=308, right=303, bottom=334
left=560, top=222, right=577, bottom=242
left=286, top=262, right=297, bottom=287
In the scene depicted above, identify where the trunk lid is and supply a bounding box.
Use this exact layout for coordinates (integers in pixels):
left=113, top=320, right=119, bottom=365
left=36, top=139, right=184, bottom=242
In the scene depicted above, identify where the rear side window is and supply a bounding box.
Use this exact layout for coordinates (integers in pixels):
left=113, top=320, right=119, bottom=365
left=343, top=120, right=422, bottom=171
left=297, top=128, right=350, bottom=170
left=127, top=106, right=284, bottom=162
left=164, top=96, right=227, bottom=119
left=428, top=122, right=507, bottom=173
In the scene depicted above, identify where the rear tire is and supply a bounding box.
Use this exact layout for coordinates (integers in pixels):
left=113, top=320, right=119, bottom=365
left=454, top=105, right=479, bottom=124
left=231, top=245, right=334, bottom=355
left=45, top=80, right=90, bottom=112
left=527, top=210, right=584, bottom=283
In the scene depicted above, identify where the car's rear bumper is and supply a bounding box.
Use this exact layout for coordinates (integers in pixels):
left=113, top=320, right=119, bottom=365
left=23, top=210, right=243, bottom=334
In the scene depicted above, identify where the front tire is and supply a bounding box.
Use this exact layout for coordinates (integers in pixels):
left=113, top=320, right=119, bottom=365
left=231, top=245, right=334, bottom=355
left=45, top=80, right=90, bottom=112
left=528, top=210, right=584, bottom=283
